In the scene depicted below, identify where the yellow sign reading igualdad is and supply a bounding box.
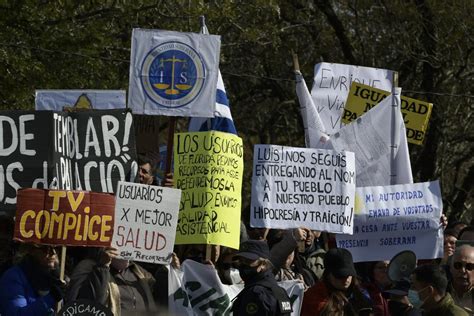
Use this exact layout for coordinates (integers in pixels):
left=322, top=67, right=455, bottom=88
left=174, top=131, right=244, bottom=249
left=342, top=82, right=433, bottom=145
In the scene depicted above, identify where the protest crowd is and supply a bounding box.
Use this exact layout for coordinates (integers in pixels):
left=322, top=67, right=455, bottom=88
left=0, top=20, right=473, bottom=316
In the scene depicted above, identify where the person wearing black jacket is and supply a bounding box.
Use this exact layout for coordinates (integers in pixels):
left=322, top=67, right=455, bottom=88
left=232, top=240, right=293, bottom=316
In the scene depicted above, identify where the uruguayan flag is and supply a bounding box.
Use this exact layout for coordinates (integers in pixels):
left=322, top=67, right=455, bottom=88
left=188, top=71, right=237, bottom=134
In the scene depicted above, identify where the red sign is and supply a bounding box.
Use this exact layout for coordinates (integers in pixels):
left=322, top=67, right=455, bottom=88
left=14, top=188, right=114, bottom=247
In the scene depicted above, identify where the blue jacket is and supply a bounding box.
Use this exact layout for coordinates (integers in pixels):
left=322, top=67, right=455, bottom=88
left=0, top=265, right=55, bottom=316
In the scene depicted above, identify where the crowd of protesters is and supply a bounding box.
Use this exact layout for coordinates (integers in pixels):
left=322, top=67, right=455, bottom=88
left=0, top=156, right=472, bottom=316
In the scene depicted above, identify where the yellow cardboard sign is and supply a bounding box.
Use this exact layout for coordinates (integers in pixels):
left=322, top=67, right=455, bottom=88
left=174, top=131, right=244, bottom=249
left=342, top=82, right=433, bottom=145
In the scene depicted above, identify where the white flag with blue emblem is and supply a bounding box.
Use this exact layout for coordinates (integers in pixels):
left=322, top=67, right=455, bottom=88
left=128, top=28, right=221, bottom=117
left=188, top=71, right=237, bottom=134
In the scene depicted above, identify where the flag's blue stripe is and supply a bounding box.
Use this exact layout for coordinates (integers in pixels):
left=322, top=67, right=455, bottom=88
left=216, top=89, right=229, bottom=106
left=199, top=117, right=237, bottom=135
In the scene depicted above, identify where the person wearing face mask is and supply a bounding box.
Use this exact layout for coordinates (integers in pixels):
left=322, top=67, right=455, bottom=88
left=0, top=243, right=66, bottom=316
left=231, top=240, right=293, bottom=315
left=66, top=247, right=157, bottom=315
left=301, top=248, right=372, bottom=316
left=448, top=244, right=474, bottom=314
left=410, top=264, right=468, bottom=316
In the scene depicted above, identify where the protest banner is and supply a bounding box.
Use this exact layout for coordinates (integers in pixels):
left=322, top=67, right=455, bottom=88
left=311, top=63, right=393, bottom=134
left=35, top=90, right=126, bottom=110
left=330, top=88, right=413, bottom=187
left=112, top=181, right=181, bottom=264
left=128, top=29, right=221, bottom=117
left=13, top=188, right=115, bottom=247
left=250, top=145, right=356, bottom=234
left=174, top=131, right=243, bottom=249
left=0, top=109, right=137, bottom=215
left=169, top=259, right=304, bottom=316
left=336, top=181, right=443, bottom=262
left=58, top=300, right=113, bottom=316
left=341, top=82, right=433, bottom=145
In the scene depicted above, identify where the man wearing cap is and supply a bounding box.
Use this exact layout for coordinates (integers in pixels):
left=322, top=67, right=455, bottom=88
left=231, top=240, right=293, bottom=315
left=301, top=248, right=372, bottom=316
left=384, top=279, right=422, bottom=315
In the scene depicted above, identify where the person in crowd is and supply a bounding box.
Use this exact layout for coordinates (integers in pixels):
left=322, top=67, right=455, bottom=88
left=410, top=264, right=468, bottom=316
left=448, top=244, right=474, bottom=313
left=301, top=248, right=372, bottom=316
left=267, top=228, right=316, bottom=290
left=0, top=215, right=15, bottom=276
left=216, top=246, right=243, bottom=285
left=232, top=239, right=293, bottom=315
left=362, top=260, right=392, bottom=316
left=458, top=226, right=474, bottom=241
left=443, top=229, right=459, bottom=264
left=0, top=244, right=65, bottom=316
left=66, top=247, right=157, bottom=315
left=384, top=279, right=421, bottom=315
left=138, top=154, right=159, bottom=185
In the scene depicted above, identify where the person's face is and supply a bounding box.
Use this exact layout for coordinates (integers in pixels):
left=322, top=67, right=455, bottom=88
left=444, top=234, right=457, bottom=257
left=410, top=275, right=432, bottom=305
left=450, top=246, right=474, bottom=292
left=31, top=245, right=58, bottom=270
left=373, top=260, right=391, bottom=288
left=139, top=163, right=153, bottom=184
left=329, top=273, right=353, bottom=290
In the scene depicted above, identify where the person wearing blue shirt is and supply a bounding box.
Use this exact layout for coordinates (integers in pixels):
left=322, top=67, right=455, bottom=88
left=0, top=244, right=65, bottom=316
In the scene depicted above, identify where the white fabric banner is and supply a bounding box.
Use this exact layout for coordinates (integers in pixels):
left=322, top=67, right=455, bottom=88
left=250, top=145, right=356, bottom=234
left=35, top=90, right=125, bottom=110
left=128, top=28, right=221, bottom=117
left=295, top=71, right=330, bottom=149
left=330, top=88, right=413, bottom=187
left=336, top=181, right=443, bottom=262
left=112, top=181, right=181, bottom=264
left=168, top=260, right=304, bottom=315
left=311, top=63, right=393, bottom=134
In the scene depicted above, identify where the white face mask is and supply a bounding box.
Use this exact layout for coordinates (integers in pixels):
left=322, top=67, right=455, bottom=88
left=224, top=268, right=243, bottom=284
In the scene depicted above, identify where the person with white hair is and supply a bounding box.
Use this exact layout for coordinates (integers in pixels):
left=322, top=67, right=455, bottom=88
left=449, top=244, right=474, bottom=314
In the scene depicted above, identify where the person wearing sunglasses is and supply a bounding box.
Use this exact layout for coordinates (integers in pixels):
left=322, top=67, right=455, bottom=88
left=0, top=243, right=65, bottom=316
left=448, top=244, right=474, bottom=314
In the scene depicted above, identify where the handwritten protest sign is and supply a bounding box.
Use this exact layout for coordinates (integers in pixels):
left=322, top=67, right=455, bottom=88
left=35, top=90, right=126, bottom=110
left=311, top=63, right=393, bottom=134
left=250, top=145, right=356, bottom=234
left=341, top=82, right=433, bottom=145
left=174, top=131, right=243, bottom=249
left=336, top=181, right=443, bottom=262
left=13, top=188, right=115, bottom=247
left=0, top=110, right=137, bottom=215
left=112, top=181, right=181, bottom=264
left=169, top=260, right=304, bottom=316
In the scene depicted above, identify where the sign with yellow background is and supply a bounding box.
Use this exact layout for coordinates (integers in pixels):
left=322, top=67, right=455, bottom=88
left=174, top=131, right=244, bottom=249
left=342, top=82, right=432, bottom=145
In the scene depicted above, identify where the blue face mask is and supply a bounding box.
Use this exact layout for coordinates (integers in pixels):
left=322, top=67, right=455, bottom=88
left=407, top=286, right=429, bottom=309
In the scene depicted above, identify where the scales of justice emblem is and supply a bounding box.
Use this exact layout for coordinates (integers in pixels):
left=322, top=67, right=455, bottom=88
left=140, top=41, right=206, bottom=108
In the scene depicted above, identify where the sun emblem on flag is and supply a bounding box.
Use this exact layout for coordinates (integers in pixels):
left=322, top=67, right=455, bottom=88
left=140, top=41, right=205, bottom=108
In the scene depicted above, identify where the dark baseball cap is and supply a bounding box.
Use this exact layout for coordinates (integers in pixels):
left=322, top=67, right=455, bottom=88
left=324, top=248, right=357, bottom=278
left=234, top=240, right=271, bottom=261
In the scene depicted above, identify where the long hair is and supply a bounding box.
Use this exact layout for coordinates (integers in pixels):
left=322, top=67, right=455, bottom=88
left=320, top=271, right=371, bottom=316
